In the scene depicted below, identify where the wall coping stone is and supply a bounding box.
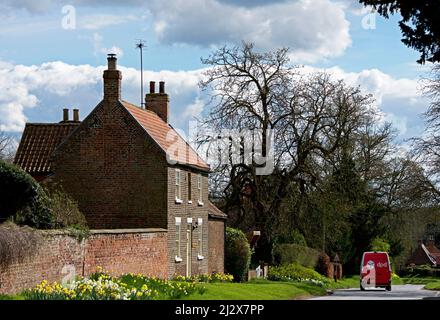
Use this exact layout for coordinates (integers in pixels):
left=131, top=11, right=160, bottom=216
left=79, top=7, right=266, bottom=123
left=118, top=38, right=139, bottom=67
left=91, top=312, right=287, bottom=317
left=40, top=228, right=168, bottom=236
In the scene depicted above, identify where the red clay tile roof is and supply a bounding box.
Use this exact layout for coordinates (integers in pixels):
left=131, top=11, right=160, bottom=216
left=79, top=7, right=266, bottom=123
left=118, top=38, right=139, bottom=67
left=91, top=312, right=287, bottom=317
left=14, top=123, right=79, bottom=174
left=208, top=201, right=227, bottom=219
left=407, top=243, right=438, bottom=266
left=432, top=253, right=440, bottom=265
left=427, top=242, right=440, bottom=254
left=122, top=101, right=210, bottom=171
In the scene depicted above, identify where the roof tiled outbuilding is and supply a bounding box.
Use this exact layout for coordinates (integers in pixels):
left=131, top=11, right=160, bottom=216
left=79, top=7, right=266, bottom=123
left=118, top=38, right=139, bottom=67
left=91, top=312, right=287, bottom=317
left=14, top=122, right=79, bottom=174
left=406, top=239, right=440, bottom=266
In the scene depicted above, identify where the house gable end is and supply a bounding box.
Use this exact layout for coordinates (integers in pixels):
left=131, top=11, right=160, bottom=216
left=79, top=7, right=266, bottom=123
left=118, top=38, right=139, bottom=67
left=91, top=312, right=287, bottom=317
left=51, top=99, right=168, bottom=229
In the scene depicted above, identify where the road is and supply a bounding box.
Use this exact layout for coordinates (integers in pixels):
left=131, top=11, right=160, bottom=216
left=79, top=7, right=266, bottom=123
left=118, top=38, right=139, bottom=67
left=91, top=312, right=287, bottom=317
left=310, top=284, right=440, bottom=300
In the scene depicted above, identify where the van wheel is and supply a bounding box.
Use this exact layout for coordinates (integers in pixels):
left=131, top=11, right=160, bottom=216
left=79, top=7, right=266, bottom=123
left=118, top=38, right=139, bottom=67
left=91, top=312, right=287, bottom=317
left=386, top=285, right=391, bottom=291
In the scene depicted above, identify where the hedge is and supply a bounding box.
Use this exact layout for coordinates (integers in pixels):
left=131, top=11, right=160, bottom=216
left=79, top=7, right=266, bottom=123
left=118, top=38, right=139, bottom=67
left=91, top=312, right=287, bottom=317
left=0, top=160, right=54, bottom=228
left=225, top=227, right=251, bottom=282
left=268, top=262, right=328, bottom=283
left=400, top=265, right=440, bottom=277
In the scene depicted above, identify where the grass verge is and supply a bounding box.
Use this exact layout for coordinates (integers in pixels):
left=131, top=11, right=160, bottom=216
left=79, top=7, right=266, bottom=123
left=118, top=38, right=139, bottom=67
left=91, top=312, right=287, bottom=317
left=0, top=276, right=361, bottom=300
left=186, top=279, right=327, bottom=300
left=424, top=281, right=440, bottom=290
left=327, top=276, right=359, bottom=290
left=0, top=294, right=24, bottom=300
left=186, top=276, right=360, bottom=300
left=402, top=276, right=439, bottom=285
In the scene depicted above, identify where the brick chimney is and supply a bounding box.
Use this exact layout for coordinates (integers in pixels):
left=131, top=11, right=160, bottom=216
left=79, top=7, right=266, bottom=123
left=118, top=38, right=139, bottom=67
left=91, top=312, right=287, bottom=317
left=73, top=109, right=80, bottom=122
left=427, top=235, right=439, bottom=252
left=63, top=108, right=69, bottom=122
left=103, top=54, right=122, bottom=102
left=145, top=81, right=169, bottom=123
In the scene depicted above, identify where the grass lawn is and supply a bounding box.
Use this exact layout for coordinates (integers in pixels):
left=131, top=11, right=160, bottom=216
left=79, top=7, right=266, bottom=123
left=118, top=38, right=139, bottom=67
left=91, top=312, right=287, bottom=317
left=186, top=279, right=327, bottom=300
left=0, top=280, right=328, bottom=301
left=186, top=277, right=360, bottom=300
left=0, top=294, right=24, bottom=300
left=0, top=277, right=361, bottom=301
left=402, top=276, right=439, bottom=285
left=424, top=281, right=440, bottom=290
left=399, top=276, right=440, bottom=290
left=327, top=276, right=359, bottom=290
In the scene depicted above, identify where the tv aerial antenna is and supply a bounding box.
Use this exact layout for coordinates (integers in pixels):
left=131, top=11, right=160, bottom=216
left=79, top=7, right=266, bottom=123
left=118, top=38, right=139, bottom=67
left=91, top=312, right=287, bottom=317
left=135, top=39, right=146, bottom=108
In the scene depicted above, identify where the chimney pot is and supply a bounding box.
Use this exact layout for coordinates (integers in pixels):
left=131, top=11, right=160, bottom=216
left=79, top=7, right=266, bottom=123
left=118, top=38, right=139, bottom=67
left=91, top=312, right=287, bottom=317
left=107, top=53, right=117, bottom=70
left=159, top=81, right=165, bottom=94
left=73, top=109, right=79, bottom=122
left=150, top=81, right=155, bottom=94
left=63, top=108, right=69, bottom=122
left=428, top=235, right=435, bottom=248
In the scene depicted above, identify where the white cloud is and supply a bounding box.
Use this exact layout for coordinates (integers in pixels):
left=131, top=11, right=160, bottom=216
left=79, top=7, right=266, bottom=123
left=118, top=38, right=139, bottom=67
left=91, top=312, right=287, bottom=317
left=0, top=60, right=204, bottom=132
left=79, top=14, right=138, bottom=30
left=322, top=67, right=422, bottom=103
left=336, top=0, right=370, bottom=16
left=0, top=0, right=147, bottom=14
left=92, top=33, right=124, bottom=57
left=182, top=98, right=205, bottom=120
left=149, top=0, right=351, bottom=63
left=0, top=60, right=101, bottom=131
left=0, top=59, right=427, bottom=144
left=309, top=66, right=429, bottom=139
left=0, top=0, right=352, bottom=63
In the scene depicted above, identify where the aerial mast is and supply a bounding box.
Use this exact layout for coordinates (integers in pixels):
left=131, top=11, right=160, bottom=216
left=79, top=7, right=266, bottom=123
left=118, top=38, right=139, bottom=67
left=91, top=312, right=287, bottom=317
left=135, top=39, right=146, bottom=108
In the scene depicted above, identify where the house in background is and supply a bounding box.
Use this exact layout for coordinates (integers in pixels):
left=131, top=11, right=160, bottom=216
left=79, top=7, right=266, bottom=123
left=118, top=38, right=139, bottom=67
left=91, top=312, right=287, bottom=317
left=406, top=236, right=440, bottom=267
left=14, top=54, right=226, bottom=277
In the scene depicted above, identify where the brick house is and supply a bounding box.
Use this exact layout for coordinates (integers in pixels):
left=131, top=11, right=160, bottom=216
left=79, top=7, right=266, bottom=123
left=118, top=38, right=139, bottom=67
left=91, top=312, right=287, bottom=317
left=14, top=55, right=226, bottom=277
left=406, top=236, right=440, bottom=267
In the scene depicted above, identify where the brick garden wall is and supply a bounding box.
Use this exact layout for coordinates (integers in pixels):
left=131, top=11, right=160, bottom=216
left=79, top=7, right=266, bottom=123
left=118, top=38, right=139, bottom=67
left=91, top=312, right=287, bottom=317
left=0, top=228, right=168, bottom=295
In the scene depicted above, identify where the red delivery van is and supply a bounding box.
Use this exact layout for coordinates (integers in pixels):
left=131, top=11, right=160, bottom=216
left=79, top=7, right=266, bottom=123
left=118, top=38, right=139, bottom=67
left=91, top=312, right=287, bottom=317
left=360, top=251, right=392, bottom=291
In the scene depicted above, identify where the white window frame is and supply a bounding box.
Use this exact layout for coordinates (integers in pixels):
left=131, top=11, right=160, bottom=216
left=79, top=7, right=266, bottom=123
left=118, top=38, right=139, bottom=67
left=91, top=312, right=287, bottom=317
left=175, top=169, right=182, bottom=203
left=197, top=174, right=203, bottom=206
left=197, top=218, right=204, bottom=260
left=188, top=172, right=192, bottom=204
left=175, top=217, right=182, bottom=262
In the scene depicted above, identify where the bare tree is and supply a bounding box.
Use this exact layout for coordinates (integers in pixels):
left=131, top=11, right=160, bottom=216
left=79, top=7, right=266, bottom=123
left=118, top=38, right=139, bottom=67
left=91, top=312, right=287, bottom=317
left=0, top=131, right=16, bottom=163
left=198, top=42, right=382, bottom=260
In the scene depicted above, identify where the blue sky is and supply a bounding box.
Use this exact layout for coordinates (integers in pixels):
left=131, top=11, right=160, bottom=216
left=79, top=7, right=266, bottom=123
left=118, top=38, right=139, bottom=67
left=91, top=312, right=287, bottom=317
left=0, top=0, right=432, bottom=145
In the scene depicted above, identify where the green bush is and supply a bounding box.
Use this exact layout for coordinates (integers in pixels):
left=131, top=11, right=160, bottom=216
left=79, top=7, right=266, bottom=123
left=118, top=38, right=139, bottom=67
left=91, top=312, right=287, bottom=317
left=370, top=237, right=391, bottom=252
left=278, top=229, right=307, bottom=246
left=400, top=265, right=440, bottom=277
left=272, top=243, right=320, bottom=268
left=225, top=227, right=251, bottom=282
left=0, top=161, right=54, bottom=229
left=268, top=262, right=329, bottom=284
left=47, top=188, right=87, bottom=230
